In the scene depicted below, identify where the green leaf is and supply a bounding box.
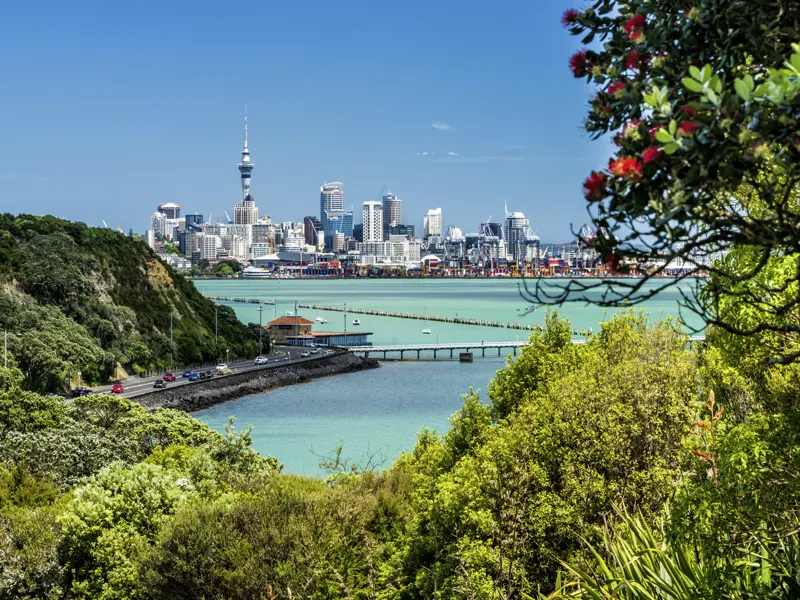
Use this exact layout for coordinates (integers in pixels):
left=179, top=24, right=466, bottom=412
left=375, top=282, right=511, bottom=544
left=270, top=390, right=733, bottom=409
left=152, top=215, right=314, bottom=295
left=701, top=64, right=712, bottom=82
left=689, top=66, right=703, bottom=81
left=710, top=75, right=722, bottom=93
left=790, top=52, right=800, bottom=73
left=664, top=142, right=681, bottom=154
left=735, top=79, right=751, bottom=101
left=684, top=77, right=705, bottom=93
left=655, top=129, right=674, bottom=143
left=668, top=120, right=677, bottom=135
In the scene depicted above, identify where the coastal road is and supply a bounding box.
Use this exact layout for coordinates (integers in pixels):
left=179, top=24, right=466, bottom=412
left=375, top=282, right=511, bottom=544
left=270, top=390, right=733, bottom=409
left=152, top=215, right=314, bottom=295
left=89, top=346, right=337, bottom=399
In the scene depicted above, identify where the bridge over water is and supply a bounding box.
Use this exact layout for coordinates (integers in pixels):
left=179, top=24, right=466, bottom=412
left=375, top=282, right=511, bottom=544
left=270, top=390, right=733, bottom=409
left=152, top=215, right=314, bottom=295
left=349, top=335, right=706, bottom=360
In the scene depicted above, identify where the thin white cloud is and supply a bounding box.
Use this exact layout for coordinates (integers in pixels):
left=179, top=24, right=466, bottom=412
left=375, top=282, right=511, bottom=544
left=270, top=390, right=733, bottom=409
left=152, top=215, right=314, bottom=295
left=447, top=151, right=460, bottom=156
left=417, top=151, right=430, bottom=156
left=432, top=122, right=455, bottom=132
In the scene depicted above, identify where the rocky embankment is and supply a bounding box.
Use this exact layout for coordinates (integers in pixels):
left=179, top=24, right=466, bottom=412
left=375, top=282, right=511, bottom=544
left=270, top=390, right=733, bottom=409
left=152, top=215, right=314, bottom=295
left=133, top=351, right=379, bottom=412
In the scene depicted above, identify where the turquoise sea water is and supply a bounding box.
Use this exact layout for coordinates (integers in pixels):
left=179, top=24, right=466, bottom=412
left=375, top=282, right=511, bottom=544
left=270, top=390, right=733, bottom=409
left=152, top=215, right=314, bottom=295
left=192, top=278, right=701, bottom=476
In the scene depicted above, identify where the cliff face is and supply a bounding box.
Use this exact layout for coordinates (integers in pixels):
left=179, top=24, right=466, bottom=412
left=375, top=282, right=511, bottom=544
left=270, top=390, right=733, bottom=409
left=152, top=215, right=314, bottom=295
left=0, top=214, right=256, bottom=390
left=134, top=351, right=380, bottom=412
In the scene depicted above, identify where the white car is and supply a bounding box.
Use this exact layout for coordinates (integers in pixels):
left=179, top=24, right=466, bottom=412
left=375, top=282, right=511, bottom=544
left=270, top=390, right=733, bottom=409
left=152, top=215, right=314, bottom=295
left=254, top=356, right=268, bottom=365
left=216, top=364, right=228, bottom=371
left=311, top=348, right=320, bottom=354
left=301, top=351, right=311, bottom=357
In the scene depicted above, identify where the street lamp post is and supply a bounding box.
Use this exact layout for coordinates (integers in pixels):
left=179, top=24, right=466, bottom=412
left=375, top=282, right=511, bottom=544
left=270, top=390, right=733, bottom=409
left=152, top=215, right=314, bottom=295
left=226, top=348, right=229, bottom=365
left=257, top=306, right=264, bottom=356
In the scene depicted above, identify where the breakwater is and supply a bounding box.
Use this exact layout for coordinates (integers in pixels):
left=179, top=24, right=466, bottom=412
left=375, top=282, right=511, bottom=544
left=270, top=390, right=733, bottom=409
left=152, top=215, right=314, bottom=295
left=132, top=352, right=379, bottom=413
left=296, top=303, right=592, bottom=334
left=207, top=296, right=276, bottom=305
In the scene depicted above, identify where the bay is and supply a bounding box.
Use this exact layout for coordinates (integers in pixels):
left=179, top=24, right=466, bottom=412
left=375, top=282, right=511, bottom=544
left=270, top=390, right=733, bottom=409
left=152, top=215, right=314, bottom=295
left=192, top=278, right=701, bottom=476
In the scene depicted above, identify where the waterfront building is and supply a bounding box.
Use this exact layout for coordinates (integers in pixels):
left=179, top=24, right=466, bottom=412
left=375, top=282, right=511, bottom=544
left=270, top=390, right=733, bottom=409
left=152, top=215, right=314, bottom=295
left=504, top=208, right=538, bottom=264
left=145, top=229, right=155, bottom=249
left=303, top=216, right=322, bottom=246
left=285, top=331, right=373, bottom=347
left=248, top=242, right=272, bottom=260
left=320, top=182, right=344, bottom=222
left=157, top=202, right=181, bottom=219
left=353, top=223, right=363, bottom=243
left=424, top=208, right=443, bottom=240
left=362, top=201, right=383, bottom=242
left=333, top=231, right=345, bottom=252
left=266, top=316, right=314, bottom=344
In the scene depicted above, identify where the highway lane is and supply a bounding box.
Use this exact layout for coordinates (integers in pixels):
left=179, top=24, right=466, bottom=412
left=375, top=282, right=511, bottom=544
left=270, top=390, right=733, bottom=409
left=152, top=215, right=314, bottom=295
left=86, top=346, right=337, bottom=399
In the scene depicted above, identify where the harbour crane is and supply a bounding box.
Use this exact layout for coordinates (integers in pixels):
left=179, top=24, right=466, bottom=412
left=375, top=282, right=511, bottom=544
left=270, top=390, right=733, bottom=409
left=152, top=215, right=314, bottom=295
left=225, top=210, right=232, bottom=224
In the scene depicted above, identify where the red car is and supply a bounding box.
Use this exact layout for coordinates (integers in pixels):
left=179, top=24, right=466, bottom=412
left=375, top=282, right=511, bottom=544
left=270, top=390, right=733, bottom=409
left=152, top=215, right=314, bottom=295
left=111, top=383, right=124, bottom=394
left=163, top=373, right=176, bottom=382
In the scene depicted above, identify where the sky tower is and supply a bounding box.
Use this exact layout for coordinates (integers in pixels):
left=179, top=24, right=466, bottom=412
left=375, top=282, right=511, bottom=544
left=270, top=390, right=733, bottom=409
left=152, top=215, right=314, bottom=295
left=238, top=108, right=254, bottom=199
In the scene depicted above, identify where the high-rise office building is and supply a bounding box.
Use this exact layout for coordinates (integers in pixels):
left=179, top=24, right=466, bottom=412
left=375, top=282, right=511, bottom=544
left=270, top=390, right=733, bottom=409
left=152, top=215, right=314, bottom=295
left=353, top=223, right=363, bottom=243
left=184, top=214, right=204, bottom=231
left=157, top=203, right=181, bottom=219
left=362, top=201, right=383, bottom=242
left=151, top=212, right=167, bottom=238
left=303, top=216, right=322, bottom=247
left=504, top=210, right=536, bottom=263
left=234, top=109, right=259, bottom=225
left=390, top=224, right=415, bottom=239
left=424, top=208, right=443, bottom=239
left=323, top=209, right=354, bottom=249
left=382, top=193, right=402, bottom=227
left=320, top=182, right=344, bottom=222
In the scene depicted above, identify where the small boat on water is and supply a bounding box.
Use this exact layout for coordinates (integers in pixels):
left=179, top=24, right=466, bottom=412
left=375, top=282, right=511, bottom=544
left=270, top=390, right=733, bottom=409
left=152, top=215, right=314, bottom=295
left=422, top=329, right=432, bottom=334
left=352, top=318, right=361, bottom=326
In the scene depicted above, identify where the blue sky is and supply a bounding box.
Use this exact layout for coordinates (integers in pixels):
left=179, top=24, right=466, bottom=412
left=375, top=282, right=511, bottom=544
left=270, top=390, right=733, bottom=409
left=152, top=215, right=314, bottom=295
left=0, top=0, right=609, bottom=240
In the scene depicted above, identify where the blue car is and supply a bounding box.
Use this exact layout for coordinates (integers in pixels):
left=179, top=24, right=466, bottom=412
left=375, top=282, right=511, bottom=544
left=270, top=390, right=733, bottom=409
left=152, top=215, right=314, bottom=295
left=187, top=373, right=201, bottom=381
left=183, top=370, right=193, bottom=378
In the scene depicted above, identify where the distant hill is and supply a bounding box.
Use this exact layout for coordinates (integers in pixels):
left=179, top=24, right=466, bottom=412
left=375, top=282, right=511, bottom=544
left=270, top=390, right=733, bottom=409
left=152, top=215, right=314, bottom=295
left=0, top=214, right=257, bottom=391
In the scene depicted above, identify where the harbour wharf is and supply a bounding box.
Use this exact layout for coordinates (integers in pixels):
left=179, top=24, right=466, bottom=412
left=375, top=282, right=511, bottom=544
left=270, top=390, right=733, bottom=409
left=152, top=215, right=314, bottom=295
left=349, top=335, right=706, bottom=360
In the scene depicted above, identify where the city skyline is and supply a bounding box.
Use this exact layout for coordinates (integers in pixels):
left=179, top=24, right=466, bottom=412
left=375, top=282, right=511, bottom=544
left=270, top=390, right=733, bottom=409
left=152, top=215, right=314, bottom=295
left=0, top=0, right=609, bottom=240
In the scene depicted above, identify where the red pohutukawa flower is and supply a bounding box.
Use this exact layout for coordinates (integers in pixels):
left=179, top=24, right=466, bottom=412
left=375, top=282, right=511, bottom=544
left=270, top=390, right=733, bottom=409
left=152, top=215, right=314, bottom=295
left=569, top=50, right=589, bottom=77
left=624, top=14, right=646, bottom=41
left=583, top=172, right=608, bottom=201
left=609, top=156, right=643, bottom=180
left=642, top=147, right=662, bottom=163
left=625, top=50, right=642, bottom=70
left=561, top=8, right=580, bottom=27
left=679, top=121, right=700, bottom=136
left=607, top=80, right=626, bottom=96
left=683, top=106, right=698, bottom=117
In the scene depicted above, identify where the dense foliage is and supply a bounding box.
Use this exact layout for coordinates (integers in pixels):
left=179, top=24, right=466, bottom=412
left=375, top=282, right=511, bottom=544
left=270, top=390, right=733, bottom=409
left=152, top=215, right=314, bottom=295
left=525, top=0, right=800, bottom=359
left=0, top=214, right=259, bottom=390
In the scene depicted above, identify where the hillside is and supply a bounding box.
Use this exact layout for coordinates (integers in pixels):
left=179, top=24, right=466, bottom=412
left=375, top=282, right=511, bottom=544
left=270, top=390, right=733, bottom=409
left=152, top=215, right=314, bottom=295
left=0, top=214, right=258, bottom=391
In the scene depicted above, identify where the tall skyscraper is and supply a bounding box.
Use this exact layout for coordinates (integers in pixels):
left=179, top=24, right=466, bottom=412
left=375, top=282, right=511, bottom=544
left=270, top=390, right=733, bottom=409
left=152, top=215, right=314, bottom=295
left=504, top=210, right=535, bottom=263
left=151, top=212, right=166, bottom=238
left=234, top=109, right=259, bottom=225
left=424, top=208, right=443, bottom=239
left=303, top=216, right=322, bottom=246
left=320, top=182, right=344, bottom=222
left=323, top=209, right=353, bottom=249
left=382, top=193, right=402, bottom=227
left=362, top=201, right=383, bottom=242
left=157, top=203, right=181, bottom=219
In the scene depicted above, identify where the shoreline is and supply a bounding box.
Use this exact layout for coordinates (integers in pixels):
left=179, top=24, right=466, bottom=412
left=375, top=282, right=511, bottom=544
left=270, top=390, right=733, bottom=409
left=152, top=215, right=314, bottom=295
left=131, top=351, right=379, bottom=413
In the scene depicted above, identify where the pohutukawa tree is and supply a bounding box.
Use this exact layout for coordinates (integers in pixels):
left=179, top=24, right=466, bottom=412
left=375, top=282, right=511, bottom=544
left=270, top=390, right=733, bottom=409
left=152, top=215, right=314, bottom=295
left=524, top=0, right=800, bottom=362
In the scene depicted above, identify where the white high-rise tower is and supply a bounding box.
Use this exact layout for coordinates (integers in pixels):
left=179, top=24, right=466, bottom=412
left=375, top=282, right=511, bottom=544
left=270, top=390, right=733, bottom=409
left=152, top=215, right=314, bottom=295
left=234, top=108, right=259, bottom=225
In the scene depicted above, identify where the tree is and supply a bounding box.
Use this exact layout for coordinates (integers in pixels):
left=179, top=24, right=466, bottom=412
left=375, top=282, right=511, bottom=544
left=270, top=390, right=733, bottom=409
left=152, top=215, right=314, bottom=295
left=389, top=312, right=698, bottom=596
left=524, top=1, right=800, bottom=362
